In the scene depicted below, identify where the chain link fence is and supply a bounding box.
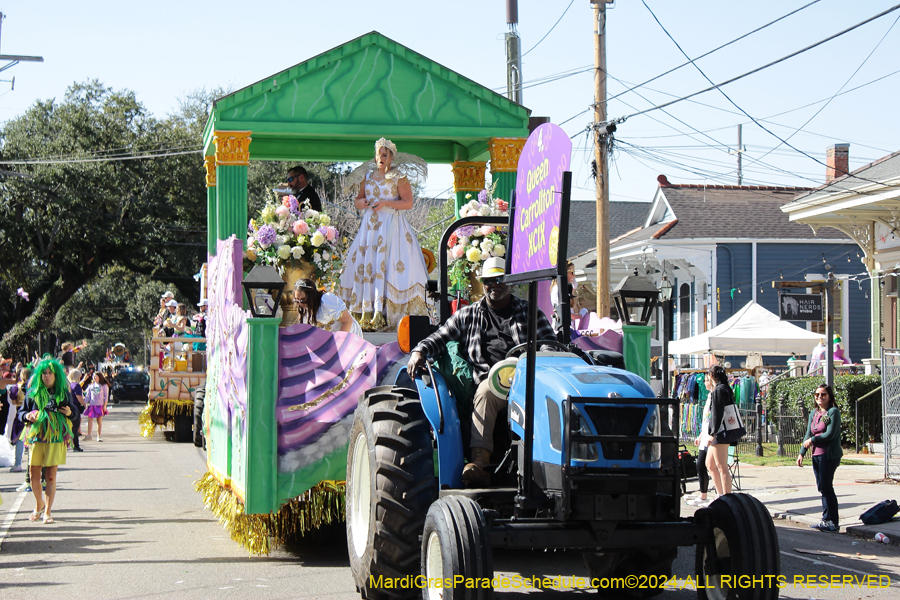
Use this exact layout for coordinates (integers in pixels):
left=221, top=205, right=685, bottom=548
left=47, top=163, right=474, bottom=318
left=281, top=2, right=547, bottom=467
left=882, top=349, right=900, bottom=480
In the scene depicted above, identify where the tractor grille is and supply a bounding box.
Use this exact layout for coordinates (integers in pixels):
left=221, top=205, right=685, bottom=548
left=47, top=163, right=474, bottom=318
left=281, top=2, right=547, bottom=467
left=583, top=405, right=648, bottom=460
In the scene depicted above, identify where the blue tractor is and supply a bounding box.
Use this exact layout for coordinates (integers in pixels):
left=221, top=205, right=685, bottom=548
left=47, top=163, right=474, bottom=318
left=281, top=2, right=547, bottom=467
left=346, top=217, right=779, bottom=600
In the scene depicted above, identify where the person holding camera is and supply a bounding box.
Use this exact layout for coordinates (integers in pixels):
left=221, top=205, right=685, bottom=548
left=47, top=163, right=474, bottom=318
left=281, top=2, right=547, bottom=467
left=18, top=356, right=75, bottom=524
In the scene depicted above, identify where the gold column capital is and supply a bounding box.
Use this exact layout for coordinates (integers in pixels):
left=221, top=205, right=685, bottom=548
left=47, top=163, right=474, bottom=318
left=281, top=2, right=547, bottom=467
left=488, top=137, right=527, bottom=172
left=213, top=130, right=252, bottom=166
left=451, top=161, right=487, bottom=193
left=204, top=156, right=217, bottom=187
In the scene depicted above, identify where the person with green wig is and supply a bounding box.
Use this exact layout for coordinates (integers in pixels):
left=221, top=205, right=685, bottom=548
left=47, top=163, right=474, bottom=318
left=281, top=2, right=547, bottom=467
left=17, top=355, right=74, bottom=524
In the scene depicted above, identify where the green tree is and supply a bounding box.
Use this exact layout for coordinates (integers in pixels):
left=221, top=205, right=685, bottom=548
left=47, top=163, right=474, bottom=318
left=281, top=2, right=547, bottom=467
left=0, top=81, right=206, bottom=360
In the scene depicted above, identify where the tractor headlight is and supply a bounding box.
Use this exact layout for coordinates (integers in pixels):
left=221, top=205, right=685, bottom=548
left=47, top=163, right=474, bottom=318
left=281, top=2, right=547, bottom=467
left=571, top=409, right=599, bottom=463
left=638, top=406, right=661, bottom=463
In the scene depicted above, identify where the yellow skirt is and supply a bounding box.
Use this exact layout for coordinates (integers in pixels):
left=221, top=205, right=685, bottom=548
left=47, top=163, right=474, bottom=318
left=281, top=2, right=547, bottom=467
left=28, top=442, right=67, bottom=467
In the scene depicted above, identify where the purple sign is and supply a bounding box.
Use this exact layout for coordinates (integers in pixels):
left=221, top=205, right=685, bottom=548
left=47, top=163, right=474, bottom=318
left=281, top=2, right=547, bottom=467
left=510, top=123, right=572, bottom=276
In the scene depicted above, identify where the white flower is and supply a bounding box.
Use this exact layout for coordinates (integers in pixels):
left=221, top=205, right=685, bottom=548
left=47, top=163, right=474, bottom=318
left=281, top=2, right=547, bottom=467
left=479, top=205, right=492, bottom=216
left=311, top=231, right=326, bottom=247
left=322, top=252, right=331, bottom=261
left=459, top=236, right=469, bottom=247
left=305, top=209, right=319, bottom=220
left=276, top=245, right=292, bottom=260
left=493, top=244, right=506, bottom=257
left=319, top=214, right=331, bottom=225
left=466, top=247, right=482, bottom=262
left=481, top=239, right=494, bottom=253
left=291, top=246, right=305, bottom=259
left=296, top=235, right=307, bottom=246
left=274, top=235, right=287, bottom=247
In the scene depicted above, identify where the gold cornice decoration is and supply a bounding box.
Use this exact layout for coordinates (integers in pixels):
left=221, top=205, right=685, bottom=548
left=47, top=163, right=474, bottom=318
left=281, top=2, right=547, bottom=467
left=452, top=161, right=487, bottom=192
left=488, top=138, right=527, bottom=172
left=204, top=156, right=217, bottom=187
left=213, top=130, right=252, bottom=166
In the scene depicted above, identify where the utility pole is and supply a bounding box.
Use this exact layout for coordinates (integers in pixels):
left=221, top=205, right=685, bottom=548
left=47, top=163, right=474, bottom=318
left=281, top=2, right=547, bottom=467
left=731, top=124, right=745, bottom=185
left=593, top=1, right=610, bottom=318
left=505, top=0, right=523, bottom=104
left=0, top=12, right=45, bottom=76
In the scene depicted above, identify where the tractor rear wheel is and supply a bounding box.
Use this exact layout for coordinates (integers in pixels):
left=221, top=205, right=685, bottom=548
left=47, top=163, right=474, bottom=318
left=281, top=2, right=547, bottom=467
left=346, top=386, right=436, bottom=600
left=695, top=493, right=780, bottom=600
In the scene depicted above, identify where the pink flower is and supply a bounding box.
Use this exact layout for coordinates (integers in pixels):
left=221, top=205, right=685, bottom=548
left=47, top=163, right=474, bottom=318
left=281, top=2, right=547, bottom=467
left=326, top=226, right=337, bottom=241
left=293, top=220, right=309, bottom=235
left=496, top=200, right=509, bottom=212
left=16, top=288, right=29, bottom=301
left=452, top=245, right=466, bottom=259
left=480, top=226, right=496, bottom=236
left=275, top=205, right=289, bottom=217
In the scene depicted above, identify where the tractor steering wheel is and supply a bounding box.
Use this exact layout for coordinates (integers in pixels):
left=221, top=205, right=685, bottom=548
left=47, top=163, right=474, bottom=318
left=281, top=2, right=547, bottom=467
left=505, top=340, right=571, bottom=359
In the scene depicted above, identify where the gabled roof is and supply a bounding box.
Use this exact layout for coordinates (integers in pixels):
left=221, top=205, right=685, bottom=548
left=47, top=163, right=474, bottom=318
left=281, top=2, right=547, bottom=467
left=563, top=201, right=649, bottom=262
left=202, top=32, right=530, bottom=163
left=791, top=150, right=900, bottom=204
left=612, top=176, right=848, bottom=247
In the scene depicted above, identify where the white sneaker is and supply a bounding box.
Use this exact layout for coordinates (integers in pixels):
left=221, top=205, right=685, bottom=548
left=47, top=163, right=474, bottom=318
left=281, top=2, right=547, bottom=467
left=687, top=497, right=710, bottom=507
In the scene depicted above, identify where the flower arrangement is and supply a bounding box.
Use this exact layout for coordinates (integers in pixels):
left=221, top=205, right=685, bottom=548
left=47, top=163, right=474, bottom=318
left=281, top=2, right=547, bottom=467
left=246, top=195, right=340, bottom=284
left=448, top=189, right=510, bottom=292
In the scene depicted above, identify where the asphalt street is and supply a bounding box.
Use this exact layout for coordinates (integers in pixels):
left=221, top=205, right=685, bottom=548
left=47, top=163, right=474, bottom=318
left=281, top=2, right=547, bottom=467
left=1, top=407, right=899, bottom=599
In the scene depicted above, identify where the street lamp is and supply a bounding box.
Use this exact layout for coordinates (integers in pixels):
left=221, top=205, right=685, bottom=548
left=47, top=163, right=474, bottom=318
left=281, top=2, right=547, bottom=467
left=612, top=270, right=660, bottom=326
left=658, top=276, right=673, bottom=398
left=241, top=265, right=285, bottom=318
left=613, top=270, right=660, bottom=381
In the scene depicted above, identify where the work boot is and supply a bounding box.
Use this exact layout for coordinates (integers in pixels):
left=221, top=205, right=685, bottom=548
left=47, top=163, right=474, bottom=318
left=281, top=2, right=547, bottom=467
left=462, top=447, right=491, bottom=487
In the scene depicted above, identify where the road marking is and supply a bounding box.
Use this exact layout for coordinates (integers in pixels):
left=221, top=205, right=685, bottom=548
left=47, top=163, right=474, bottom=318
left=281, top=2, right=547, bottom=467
left=781, top=550, right=899, bottom=583
left=0, top=492, right=27, bottom=551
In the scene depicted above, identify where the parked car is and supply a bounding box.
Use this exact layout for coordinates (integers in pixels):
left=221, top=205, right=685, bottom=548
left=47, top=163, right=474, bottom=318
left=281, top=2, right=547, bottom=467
left=111, top=368, right=150, bottom=403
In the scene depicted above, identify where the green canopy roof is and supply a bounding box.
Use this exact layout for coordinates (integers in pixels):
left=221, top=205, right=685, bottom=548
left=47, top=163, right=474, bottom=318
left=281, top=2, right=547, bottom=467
left=203, top=32, right=530, bottom=164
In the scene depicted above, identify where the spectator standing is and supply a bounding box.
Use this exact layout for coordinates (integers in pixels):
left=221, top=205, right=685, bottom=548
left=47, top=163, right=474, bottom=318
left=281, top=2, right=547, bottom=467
left=66, top=370, right=85, bottom=452
left=5, top=367, right=31, bottom=473
left=83, top=372, right=110, bottom=441
left=798, top=383, right=842, bottom=532
left=18, top=356, right=75, bottom=523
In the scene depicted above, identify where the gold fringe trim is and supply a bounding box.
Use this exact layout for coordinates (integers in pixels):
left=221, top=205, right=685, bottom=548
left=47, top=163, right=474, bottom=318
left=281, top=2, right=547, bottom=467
left=140, top=398, right=195, bottom=438
left=194, top=472, right=346, bottom=556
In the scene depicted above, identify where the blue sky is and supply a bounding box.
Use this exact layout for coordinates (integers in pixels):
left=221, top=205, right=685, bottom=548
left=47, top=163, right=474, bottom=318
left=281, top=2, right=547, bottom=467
left=2, top=0, right=898, bottom=204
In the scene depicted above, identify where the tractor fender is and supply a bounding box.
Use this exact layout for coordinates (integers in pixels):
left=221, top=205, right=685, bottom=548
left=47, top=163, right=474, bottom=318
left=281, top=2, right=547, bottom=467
left=413, top=369, right=465, bottom=489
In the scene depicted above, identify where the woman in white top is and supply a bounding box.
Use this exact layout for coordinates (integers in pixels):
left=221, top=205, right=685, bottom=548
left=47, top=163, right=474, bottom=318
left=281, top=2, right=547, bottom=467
left=294, top=279, right=363, bottom=338
left=686, top=377, right=714, bottom=507
left=83, top=372, right=109, bottom=441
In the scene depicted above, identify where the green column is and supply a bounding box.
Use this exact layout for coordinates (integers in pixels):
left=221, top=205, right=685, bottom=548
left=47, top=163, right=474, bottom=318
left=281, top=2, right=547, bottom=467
left=492, top=171, right=517, bottom=204
left=622, top=324, right=653, bottom=382
left=207, top=185, right=218, bottom=256
left=216, top=165, right=248, bottom=245
left=243, top=317, right=280, bottom=515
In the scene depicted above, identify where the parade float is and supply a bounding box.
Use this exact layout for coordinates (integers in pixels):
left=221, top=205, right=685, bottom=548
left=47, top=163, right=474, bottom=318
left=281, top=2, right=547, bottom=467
left=191, top=31, right=532, bottom=554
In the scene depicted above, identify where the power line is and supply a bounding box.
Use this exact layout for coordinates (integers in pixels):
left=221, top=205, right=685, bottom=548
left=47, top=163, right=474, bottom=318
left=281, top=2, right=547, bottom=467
left=520, top=0, right=576, bottom=59
left=639, top=0, right=900, bottom=191
left=620, top=3, right=900, bottom=122
left=0, top=148, right=201, bottom=165
left=603, top=0, right=824, bottom=108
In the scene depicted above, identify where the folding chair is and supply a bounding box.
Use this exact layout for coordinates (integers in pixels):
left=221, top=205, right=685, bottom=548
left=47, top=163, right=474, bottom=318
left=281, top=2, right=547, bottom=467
left=727, top=445, right=741, bottom=491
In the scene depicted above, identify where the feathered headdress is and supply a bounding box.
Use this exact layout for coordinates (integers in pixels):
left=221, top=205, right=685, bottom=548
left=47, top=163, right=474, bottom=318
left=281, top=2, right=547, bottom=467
left=343, top=138, right=428, bottom=194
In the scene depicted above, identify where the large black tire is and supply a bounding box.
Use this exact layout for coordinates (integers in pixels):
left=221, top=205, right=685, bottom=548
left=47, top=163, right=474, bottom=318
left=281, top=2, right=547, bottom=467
left=695, top=493, right=780, bottom=600
left=347, top=386, right=437, bottom=600
left=421, top=496, right=493, bottom=600
left=584, top=547, right=677, bottom=599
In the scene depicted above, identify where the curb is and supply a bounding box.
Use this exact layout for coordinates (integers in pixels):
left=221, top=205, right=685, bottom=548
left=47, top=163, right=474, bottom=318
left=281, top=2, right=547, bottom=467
left=770, top=508, right=900, bottom=546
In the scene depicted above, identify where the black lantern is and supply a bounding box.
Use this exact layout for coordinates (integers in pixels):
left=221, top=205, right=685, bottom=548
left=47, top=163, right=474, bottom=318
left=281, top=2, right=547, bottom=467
left=612, top=270, right=660, bottom=326
left=241, top=265, right=286, bottom=318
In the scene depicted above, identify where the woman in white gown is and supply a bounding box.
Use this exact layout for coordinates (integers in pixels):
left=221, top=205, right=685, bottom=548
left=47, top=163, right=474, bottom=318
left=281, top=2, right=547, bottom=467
left=339, top=138, right=429, bottom=330
left=294, top=279, right=363, bottom=338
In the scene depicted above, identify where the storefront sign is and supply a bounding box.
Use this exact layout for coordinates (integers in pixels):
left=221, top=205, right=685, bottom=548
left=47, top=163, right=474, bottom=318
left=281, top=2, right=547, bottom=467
left=510, top=123, right=571, bottom=276
left=779, top=293, right=823, bottom=321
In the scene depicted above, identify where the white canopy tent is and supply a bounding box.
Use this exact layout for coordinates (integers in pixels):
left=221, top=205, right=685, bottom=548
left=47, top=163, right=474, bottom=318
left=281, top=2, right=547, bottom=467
left=668, top=301, right=824, bottom=356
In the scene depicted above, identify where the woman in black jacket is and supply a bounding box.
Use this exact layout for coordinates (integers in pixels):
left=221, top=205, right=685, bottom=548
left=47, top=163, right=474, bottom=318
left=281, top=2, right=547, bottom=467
left=704, top=365, right=734, bottom=496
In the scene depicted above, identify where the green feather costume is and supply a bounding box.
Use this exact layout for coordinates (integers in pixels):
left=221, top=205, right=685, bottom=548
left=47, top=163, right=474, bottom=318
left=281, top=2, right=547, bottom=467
left=24, top=357, right=73, bottom=447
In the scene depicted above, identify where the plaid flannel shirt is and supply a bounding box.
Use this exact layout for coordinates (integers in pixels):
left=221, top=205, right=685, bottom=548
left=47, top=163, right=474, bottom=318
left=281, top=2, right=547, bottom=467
left=412, top=296, right=556, bottom=384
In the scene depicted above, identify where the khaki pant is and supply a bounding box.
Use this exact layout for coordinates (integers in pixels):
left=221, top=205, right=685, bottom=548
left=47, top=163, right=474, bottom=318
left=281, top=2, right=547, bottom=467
left=470, top=379, right=506, bottom=453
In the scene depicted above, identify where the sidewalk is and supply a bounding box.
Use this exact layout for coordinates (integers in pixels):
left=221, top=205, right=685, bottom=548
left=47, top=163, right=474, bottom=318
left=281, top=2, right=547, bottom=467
left=682, top=453, right=900, bottom=545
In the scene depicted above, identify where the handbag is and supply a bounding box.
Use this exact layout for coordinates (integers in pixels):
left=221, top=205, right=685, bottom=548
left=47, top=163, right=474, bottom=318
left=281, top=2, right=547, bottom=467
left=678, top=446, right=698, bottom=479
left=715, top=403, right=746, bottom=445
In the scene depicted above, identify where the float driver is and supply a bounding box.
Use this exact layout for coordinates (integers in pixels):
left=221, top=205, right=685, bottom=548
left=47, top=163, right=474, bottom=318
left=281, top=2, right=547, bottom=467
left=407, top=257, right=556, bottom=487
